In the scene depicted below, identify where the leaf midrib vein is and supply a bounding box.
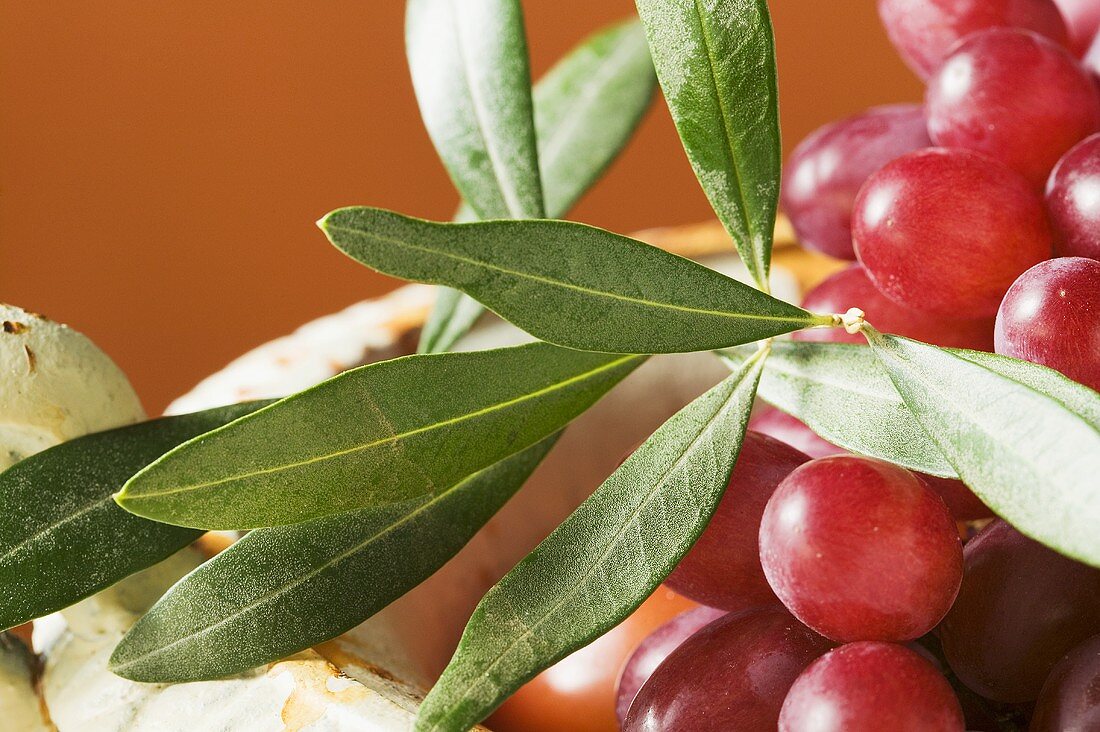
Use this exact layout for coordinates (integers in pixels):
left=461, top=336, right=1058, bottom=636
left=449, top=0, right=541, bottom=219
left=879, top=342, right=1100, bottom=492
left=112, top=476, right=483, bottom=672
left=126, top=355, right=637, bottom=499
left=329, top=224, right=806, bottom=326
left=0, top=498, right=107, bottom=566
left=689, top=0, right=766, bottom=280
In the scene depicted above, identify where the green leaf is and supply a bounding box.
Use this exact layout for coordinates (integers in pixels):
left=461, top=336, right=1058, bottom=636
left=419, top=207, right=482, bottom=356
left=529, top=18, right=655, bottom=220
left=0, top=402, right=268, bottom=631
left=950, top=347, right=1100, bottom=429
left=109, top=436, right=557, bottom=682
left=866, top=330, right=1100, bottom=567
left=415, top=348, right=767, bottom=732
left=116, top=343, right=643, bottom=530
left=321, top=208, right=825, bottom=354
left=635, top=0, right=780, bottom=289
left=722, top=340, right=958, bottom=477
left=418, top=286, right=487, bottom=355
left=406, top=0, right=543, bottom=220
left=726, top=340, right=1100, bottom=481
left=423, top=19, right=656, bottom=355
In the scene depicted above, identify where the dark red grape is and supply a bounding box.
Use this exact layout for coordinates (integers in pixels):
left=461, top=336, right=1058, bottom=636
left=853, top=148, right=1053, bottom=317
left=749, top=407, right=844, bottom=460
left=781, top=105, right=931, bottom=260
left=918, top=474, right=993, bottom=522
left=665, top=431, right=809, bottom=611
left=778, top=642, right=965, bottom=731
left=1046, top=132, right=1100, bottom=260
left=759, top=456, right=963, bottom=642
left=1053, top=0, right=1100, bottom=56
left=614, top=606, right=726, bottom=725
left=877, top=0, right=1069, bottom=79
left=926, top=28, right=1100, bottom=187
left=794, top=264, right=995, bottom=349
left=938, top=520, right=1100, bottom=702
left=1031, top=633, right=1100, bottom=731
left=994, top=257, right=1100, bottom=391
left=623, top=607, right=832, bottom=732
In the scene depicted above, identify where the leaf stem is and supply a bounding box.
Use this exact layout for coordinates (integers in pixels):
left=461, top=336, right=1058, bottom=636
left=805, top=308, right=869, bottom=333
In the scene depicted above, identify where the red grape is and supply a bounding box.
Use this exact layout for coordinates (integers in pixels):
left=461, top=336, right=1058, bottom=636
left=938, top=520, right=1100, bottom=702
left=623, top=607, right=832, bottom=732
left=1054, top=0, right=1100, bottom=56
left=877, top=0, right=1069, bottom=79
left=994, top=257, right=1100, bottom=391
left=759, top=456, right=963, bottom=643
left=1046, top=132, right=1100, bottom=260
left=614, top=606, right=726, bottom=725
left=793, top=264, right=995, bottom=350
left=665, top=431, right=809, bottom=610
left=918, top=474, right=993, bottom=522
left=781, top=105, right=931, bottom=260
left=853, top=148, right=1053, bottom=318
left=750, top=408, right=992, bottom=521
left=749, top=407, right=844, bottom=460
left=926, top=28, right=1100, bottom=187
left=1031, top=633, right=1100, bottom=731
left=778, top=642, right=965, bottom=731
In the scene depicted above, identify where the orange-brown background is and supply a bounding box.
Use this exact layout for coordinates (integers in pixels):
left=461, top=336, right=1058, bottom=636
left=0, top=2, right=920, bottom=412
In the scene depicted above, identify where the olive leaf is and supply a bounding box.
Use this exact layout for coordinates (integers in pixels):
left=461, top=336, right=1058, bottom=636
left=321, top=208, right=826, bottom=354
left=635, top=0, right=780, bottom=289
left=721, top=340, right=958, bottom=477
left=115, top=343, right=643, bottom=530
left=409, top=0, right=538, bottom=356
left=866, top=330, right=1100, bottom=568
left=950, top=347, right=1100, bottom=428
left=0, top=402, right=268, bottom=631
left=414, top=348, right=767, bottom=732
left=109, top=436, right=557, bottom=683
left=406, top=0, right=543, bottom=221
left=726, top=340, right=1100, bottom=485
left=527, top=18, right=655, bottom=219
left=419, top=286, right=488, bottom=356
left=421, top=19, right=657, bottom=354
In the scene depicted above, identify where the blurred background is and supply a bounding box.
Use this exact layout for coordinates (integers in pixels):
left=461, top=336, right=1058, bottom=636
left=0, top=1, right=920, bottom=412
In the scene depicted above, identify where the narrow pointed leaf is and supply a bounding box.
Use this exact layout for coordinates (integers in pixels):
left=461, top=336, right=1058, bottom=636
left=322, top=208, right=825, bottom=354
left=950, top=347, right=1100, bottom=428
left=528, top=17, right=655, bottom=219
left=419, top=286, right=487, bottom=355
left=415, top=349, right=767, bottom=732
left=636, top=0, right=780, bottom=288
left=451, top=18, right=656, bottom=224
left=424, top=19, right=657, bottom=354
left=725, top=340, right=1100, bottom=480
left=722, top=340, right=958, bottom=477
left=110, top=436, right=557, bottom=682
left=116, top=343, right=643, bottom=530
left=0, top=402, right=268, bottom=630
left=407, top=0, right=543, bottom=221
left=866, top=331, right=1100, bottom=567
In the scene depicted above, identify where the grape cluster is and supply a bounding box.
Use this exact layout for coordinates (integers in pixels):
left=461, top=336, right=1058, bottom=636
left=613, top=2, right=1100, bottom=729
